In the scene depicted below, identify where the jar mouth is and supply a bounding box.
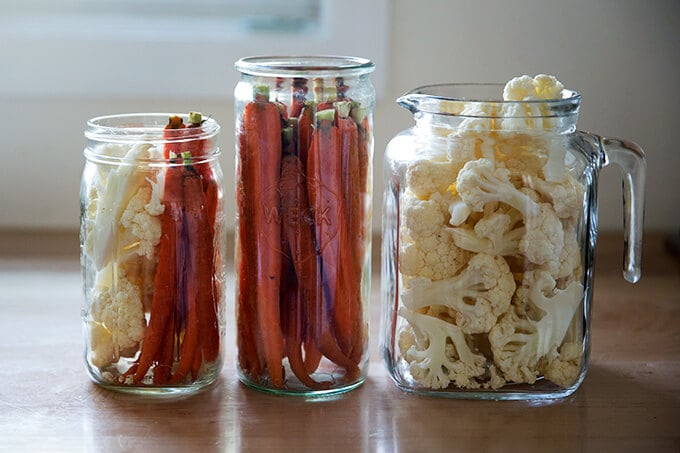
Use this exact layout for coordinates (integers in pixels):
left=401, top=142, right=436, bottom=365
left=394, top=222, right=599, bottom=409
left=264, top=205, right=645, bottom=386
left=85, top=113, right=220, bottom=144
left=235, top=55, right=375, bottom=78
left=398, top=83, right=581, bottom=119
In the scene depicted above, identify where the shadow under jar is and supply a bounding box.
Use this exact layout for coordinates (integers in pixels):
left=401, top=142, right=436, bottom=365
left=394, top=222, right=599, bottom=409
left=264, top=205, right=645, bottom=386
left=381, top=82, right=646, bottom=400
left=81, top=113, right=225, bottom=395
left=234, top=56, right=375, bottom=395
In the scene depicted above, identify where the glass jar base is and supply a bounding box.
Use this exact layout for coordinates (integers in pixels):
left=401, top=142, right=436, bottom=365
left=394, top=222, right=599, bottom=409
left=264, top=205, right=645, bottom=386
left=393, top=382, right=580, bottom=401
left=238, top=372, right=366, bottom=398
left=92, top=381, right=216, bottom=397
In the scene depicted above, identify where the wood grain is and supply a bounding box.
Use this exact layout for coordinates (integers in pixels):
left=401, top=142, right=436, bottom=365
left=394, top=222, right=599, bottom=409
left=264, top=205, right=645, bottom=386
left=0, top=231, right=678, bottom=452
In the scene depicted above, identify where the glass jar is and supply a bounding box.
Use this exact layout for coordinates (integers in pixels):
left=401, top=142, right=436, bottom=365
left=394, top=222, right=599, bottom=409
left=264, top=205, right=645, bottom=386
left=234, top=56, right=375, bottom=395
left=381, top=80, right=646, bottom=399
left=81, top=113, right=225, bottom=394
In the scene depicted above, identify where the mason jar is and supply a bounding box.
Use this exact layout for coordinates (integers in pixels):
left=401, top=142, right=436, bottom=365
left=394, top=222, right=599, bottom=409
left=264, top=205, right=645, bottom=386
left=234, top=56, right=375, bottom=395
left=381, top=77, right=646, bottom=399
left=81, top=113, right=225, bottom=394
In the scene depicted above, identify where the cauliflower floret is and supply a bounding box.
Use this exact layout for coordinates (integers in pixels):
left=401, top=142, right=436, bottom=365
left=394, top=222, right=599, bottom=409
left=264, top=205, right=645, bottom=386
left=542, top=341, right=582, bottom=388
left=401, top=254, right=515, bottom=334
left=405, top=159, right=458, bottom=199
left=554, top=224, right=582, bottom=282
left=501, top=75, right=567, bottom=131
left=495, top=134, right=549, bottom=184
left=398, top=307, right=487, bottom=389
left=503, top=74, right=565, bottom=101
left=449, top=208, right=525, bottom=256
left=119, top=185, right=163, bottom=261
left=520, top=203, right=565, bottom=272
left=88, top=321, right=115, bottom=369
left=447, top=134, right=478, bottom=170
left=89, top=268, right=147, bottom=367
left=447, top=195, right=473, bottom=226
left=528, top=174, right=585, bottom=220
left=91, top=143, right=163, bottom=270
left=399, top=191, right=470, bottom=280
left=489, top=271, right=583, bottom=385
left=456, top=158, right=539, bottom=218
left=455, top=158, right=566, bottom=270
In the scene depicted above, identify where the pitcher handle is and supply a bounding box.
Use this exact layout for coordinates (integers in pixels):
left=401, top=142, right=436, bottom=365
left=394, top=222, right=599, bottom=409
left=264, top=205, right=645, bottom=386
left=599, top=137, right=647, bottom=283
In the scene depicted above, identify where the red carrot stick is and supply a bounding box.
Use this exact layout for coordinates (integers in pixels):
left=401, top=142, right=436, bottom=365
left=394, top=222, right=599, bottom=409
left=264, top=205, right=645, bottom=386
left=303, top=341, right=323, bottom=374
left=307, top=109, right=360, bottom=375
left=297, top=102, right=315, bottom=165
left=236, top=124, right=262, bottom=379
left=153, top=303, right=175, bottom=384
left=240, top=85, right=285, bottom=387
left=184, top=114, right=221, bottom=366
left=336, top=102, right=362, bottom=360
left=132, top=119, right=185, bottom=382
left=171, top=163, right=211, bottom=384
left=290, top=77, right=308, bottom=118
left=279, top=154, right=332, bottom=389
left=350, top=106, right=371, bottom=363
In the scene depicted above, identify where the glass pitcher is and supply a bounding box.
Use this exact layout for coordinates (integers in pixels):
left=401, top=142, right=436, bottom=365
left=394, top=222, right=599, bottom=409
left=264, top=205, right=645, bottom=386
left=381, top=80, right=646, bottom=399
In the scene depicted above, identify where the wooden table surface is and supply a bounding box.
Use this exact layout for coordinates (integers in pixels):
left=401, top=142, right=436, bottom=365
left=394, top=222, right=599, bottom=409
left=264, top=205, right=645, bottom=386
left=1, top=231, right=678, bottom=452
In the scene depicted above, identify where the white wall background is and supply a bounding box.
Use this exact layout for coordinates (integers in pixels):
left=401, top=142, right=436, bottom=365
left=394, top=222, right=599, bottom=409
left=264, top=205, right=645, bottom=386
left=1, top=0, right=678, bottom=234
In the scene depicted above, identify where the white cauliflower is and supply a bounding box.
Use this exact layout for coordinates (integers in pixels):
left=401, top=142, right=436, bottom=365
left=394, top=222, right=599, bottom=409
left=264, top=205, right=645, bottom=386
left=542, top=341, right=583, bottom=388
left=555, top=225, right=582, bottom=282
left=395, top=74, right=589, bottom=393
left=401, top=254, right=515, bottom=334
left=489, top=271, right=583, bottom=385
left=447, top=195, right=473, bottom=226
left=118, top=185, right=163, bottom=262
left=398, top=308, right=487, bottom=389
left=495, top=134, right=549, bottom=184
left=456, top=158, right=539, bottom=217
left=89, top=267, right=147, bottom=368
left=399, top=191, right=470, bottom=280
left=520, top=202, right=565, bottom=272
left=503, top=74, right=565, bottom=102
left=456, top=158, right=565, bottom=270
left=449, top=208, right=525, bottom=256
left=90, top=143, right=163, bottom=270
left=528, top=173, right=585, bottom=220
left=88, top=321, right=115, bottom=369
left=405, top=159, right=458, bottom=199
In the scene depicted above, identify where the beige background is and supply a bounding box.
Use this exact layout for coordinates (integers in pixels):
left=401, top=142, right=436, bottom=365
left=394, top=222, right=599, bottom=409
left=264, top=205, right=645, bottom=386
left=1, top=0, right=678, bottom=234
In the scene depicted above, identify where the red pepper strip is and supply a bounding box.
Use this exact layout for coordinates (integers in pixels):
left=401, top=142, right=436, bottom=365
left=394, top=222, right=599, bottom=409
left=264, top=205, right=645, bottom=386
left=280, top=154, right=333, bottom=389
left=170, top=166, right=208, bottom=384
left=132, top=153, right=184, bottom=383
left=337, top=102, right=363, bottom=360
left=307, top=110, right=360, bottom=377
left=241, top=86, right=285, bottom=387
left=236, top=128, right=262, bottom=379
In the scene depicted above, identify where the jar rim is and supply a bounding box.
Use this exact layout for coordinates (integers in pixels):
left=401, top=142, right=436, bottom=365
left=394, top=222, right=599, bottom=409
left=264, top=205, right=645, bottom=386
left=235, top=55, right=375, bottom=78
left=85, top=113, right=220, bottom=144
left=398, top=83, right=581, bottom=118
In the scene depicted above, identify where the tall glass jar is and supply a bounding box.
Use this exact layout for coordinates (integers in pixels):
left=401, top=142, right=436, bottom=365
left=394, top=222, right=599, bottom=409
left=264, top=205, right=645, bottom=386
left=234, top=56, right=375, bottom=395
left=381, top=78, right=646, bottom=399
left=81, top=113, right=225, bottom=394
